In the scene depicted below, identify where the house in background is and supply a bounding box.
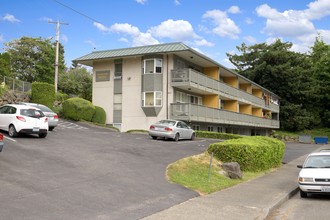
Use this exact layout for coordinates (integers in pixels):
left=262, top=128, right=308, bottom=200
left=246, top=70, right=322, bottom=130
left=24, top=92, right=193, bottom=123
left=74, top=42, right=280, bottom=135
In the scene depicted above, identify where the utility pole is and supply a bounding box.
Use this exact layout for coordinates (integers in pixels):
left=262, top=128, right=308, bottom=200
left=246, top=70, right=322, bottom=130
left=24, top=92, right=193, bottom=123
left=49, top=20, right=68, bottom=93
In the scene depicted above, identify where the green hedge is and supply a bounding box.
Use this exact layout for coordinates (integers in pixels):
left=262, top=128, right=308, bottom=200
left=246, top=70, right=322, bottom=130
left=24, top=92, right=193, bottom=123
left=196, top=131, right=242, bottom=140
left=31, top=82, right=55, bottom=108
left=92, top=106, right=106, bottom=124
left=208, top=136, right=285, bottom=172
left=62, top=97, right=95, bottom=121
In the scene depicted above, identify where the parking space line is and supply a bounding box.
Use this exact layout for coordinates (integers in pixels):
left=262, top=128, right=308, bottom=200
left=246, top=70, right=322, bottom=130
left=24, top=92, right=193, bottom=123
left=4, top=136, right=16, bottom=142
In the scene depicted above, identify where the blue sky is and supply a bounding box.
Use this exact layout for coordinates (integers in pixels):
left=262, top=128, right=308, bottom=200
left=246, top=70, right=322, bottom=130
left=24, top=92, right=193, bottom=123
left=1, top=0, right=330, bottom=68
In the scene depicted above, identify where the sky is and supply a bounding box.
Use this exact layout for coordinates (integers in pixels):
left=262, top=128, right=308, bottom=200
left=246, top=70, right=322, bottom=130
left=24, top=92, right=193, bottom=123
left=1, top=0, right=330, bottom=68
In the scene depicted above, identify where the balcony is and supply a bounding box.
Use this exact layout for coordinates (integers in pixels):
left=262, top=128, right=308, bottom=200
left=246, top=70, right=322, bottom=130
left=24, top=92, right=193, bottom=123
left=170, top=103, right=280, bottom=129
left=171, top=68, right=280, bottom=112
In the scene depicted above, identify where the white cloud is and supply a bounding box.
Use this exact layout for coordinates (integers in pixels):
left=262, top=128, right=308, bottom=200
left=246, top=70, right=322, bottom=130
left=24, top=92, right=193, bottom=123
left=118, top=37, right=129, bottom=43
left=61, top=34, right=68, bottom=43
left=228, top=6, right=240, bottom=14
left=194, top=39, right=214, bottom=47
left=0, top=34, right=4, bottom=42
left=256, top=4, right=315, bottom=37
left=85, top=40, right=97, bottom=48
left=244, top=36, right=257, bottom=44
left=93, top=22, right=110, bottom=32
left=202, top=9, right=240, bottom=39
left=2, top=13, right=20, bottom=23
left=245, top=17, right=253, bottom=25
left=136, top=0, right=147, bottom=4
left=149, top=19, right=198, bottom=41
left=174, top=0, right=181, bottom=6
left=305, top=0, right=330, bottom=19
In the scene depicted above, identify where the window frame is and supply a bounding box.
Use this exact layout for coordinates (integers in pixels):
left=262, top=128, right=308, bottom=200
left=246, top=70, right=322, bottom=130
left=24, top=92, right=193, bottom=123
left=143, top=58, right=162, bottom=74
left=142, top=91, right=162, bottom=107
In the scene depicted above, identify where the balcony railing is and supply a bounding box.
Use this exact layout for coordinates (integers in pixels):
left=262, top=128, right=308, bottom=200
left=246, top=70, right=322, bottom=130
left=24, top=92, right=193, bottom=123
left=170, top=103, right=280, bottom=128
left=171, top=68, right=280, bottom=112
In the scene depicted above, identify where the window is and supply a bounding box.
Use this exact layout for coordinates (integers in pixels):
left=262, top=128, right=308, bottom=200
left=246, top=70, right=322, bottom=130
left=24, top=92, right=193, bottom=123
left=142, top=92, right=162, bottom=107
left=188, top=94, right=202, bottom=105
left=114, top=94, right=122, bottom=110
left=114, top=63, right=122, bottom=79
left=144, top=59, right=162, bottom=74
left=208, top=126, right=214, bottom=132
left=192, top=125, right=200, bottom=131
left=95, top=70, right=110, bottom=82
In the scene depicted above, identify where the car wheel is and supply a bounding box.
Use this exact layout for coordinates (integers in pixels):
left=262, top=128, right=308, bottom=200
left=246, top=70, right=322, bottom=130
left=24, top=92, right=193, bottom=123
left=151, top=136, right=157, bottom=140
left=190, top=133, right=196, bottom=141
left=174, top=133, right=179, bottom=142
left=8, top=125, right=18, bottom=137
left=49, top=127, right=55, bottom=131
left=300, top=190, right=307, bottom=198
left=39, top=133, right=47, bottom=138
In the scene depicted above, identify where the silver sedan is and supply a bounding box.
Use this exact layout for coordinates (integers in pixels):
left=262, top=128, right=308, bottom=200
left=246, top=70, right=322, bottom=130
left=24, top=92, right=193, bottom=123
left=149, top=120, right=195, bottom=141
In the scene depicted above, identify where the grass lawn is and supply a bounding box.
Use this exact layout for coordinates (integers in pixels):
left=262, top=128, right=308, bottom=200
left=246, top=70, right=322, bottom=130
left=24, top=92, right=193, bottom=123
left=166, top=151, right=273, bottom=195
left=272, top=128, right=330, bottom=142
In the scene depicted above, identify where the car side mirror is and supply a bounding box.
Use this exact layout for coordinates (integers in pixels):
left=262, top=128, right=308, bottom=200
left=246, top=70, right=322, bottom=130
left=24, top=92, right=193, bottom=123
left=297, top=165, right=303, bottom=168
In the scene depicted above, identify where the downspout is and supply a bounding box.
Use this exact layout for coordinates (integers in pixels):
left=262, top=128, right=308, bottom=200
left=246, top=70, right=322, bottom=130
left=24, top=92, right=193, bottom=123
left=166, top=54, right=169, bottom=119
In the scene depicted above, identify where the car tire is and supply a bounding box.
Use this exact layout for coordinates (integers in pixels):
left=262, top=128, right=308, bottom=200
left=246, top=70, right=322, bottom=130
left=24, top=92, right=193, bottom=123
left=174, top=133, right=179, bottom=142
left=39, top=133, right=47, bottom=138
left=300, top=190, right=307, bottom=198
left=151, top=136, right=157, bottom=140
left=8, top=125, right=18, bottom=137
left=190, top=133, right=196, bottom=141
left=49, top=127, right=55, bottom=131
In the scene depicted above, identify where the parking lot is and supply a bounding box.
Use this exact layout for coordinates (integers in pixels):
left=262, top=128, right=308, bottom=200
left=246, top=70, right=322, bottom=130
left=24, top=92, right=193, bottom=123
left=0, top=120, right=216, bottom=220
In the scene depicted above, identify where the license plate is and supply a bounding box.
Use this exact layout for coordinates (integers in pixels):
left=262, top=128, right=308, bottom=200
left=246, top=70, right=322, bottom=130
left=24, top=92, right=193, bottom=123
left=49, top=117, right=54, bottom=120
left=321, top=187, right=330, bottom=192
left=33, top=127, right=39, bottom=132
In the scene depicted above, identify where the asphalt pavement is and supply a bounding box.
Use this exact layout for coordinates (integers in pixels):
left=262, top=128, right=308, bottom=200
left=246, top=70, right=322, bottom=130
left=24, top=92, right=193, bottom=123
left=143, top=143, right=326, bottom=220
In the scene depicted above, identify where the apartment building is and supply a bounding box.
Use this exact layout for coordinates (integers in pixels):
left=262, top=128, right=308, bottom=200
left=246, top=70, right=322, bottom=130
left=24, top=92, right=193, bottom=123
left=74, top=42, right=280, bottom=135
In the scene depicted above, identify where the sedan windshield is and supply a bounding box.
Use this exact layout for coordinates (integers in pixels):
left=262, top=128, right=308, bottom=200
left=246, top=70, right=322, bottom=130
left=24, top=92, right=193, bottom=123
left=304, top=156, right=330, bottom=168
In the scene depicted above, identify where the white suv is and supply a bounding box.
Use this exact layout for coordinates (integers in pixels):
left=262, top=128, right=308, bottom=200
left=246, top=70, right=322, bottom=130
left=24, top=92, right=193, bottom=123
left=0, top=104, right=48, bottom=138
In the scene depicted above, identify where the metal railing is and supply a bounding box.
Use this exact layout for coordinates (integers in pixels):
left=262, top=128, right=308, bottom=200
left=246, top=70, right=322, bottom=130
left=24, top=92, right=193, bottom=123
left=171, top=68, right=280, bottom=112
left=170, top=103, right=280, bottom=128
left=0, top=76, right=31, bottom=92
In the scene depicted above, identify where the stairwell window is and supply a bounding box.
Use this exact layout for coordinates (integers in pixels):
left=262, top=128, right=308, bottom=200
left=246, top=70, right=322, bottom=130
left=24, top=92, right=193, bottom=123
left=144, top=59, right=162, bottom=74
left=142, top=91, right=162, bottom=107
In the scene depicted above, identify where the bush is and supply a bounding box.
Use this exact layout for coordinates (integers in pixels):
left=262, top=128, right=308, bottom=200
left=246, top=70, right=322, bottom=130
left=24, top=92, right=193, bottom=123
left=92, top=106, right=106, bottom=124
left=62, top=97, right=95, bottom=121
left=208, top=136, right=285, bottom=172
left=196, top=131, right=242, bottom=140
left=31, top=82, right=55, bottom=108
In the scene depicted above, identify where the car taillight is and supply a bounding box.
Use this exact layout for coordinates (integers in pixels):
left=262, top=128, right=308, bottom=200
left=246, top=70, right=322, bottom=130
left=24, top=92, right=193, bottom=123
left=165, top=127, right=172, bottom=131
left=150, top=125, right=155, bottom=130
left=16, top=116, right=26, bottom=122
left=54, top=114, right=58, bottom=119
left=0, top=133, right=3, bottom=141
left=45, top=118, right=48, bottom=123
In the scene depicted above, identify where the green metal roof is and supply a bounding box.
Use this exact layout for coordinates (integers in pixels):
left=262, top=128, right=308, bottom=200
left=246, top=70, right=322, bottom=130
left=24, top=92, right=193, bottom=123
left=74, top=42, right=191, bottom=62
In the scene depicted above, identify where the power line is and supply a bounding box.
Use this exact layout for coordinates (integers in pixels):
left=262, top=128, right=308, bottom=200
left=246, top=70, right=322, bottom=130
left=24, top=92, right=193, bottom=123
left=52, top=0, right=102, bottom=24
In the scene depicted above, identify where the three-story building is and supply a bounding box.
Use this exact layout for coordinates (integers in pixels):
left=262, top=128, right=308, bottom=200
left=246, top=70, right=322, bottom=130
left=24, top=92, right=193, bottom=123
left=74, top=42, right=280, bottom=135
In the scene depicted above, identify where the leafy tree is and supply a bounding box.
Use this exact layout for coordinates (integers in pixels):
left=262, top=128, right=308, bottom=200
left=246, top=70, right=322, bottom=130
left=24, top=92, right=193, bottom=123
left=4, top=37, right=65, bottom=83
left=58, top=66, right=92, bottom=101
left=310, top=37, right=330, bottom=127
left=0, top=52, right=11, bottom=77
left=227, top=39, right=318, bottom=131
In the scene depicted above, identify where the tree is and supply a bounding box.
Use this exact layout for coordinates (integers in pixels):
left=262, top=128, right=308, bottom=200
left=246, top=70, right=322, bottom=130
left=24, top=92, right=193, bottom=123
left=4, top=37, right=66, bottom=83
left=310, top=37, right=330, bottom=127
left=227, top=39, right=319, bottom=131
left=0, top=52, right=11, bottom=77
left=58, top=66, right=92, bottom=101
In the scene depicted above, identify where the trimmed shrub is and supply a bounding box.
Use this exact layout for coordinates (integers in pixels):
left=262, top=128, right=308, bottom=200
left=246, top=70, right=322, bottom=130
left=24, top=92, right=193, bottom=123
left=92, top=106, right=106, bottom=124
left=62, top=97, right=95, bottom=121
left=208, top=136, right=285, bottom=172
left=196, top=131, right=242, bottom=140
left=31, top=82, right=55, bottom=108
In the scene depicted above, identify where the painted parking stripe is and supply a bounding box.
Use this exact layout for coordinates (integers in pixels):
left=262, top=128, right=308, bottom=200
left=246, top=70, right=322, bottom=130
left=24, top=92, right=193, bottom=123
left=3, top=136, right=16, bottom=142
